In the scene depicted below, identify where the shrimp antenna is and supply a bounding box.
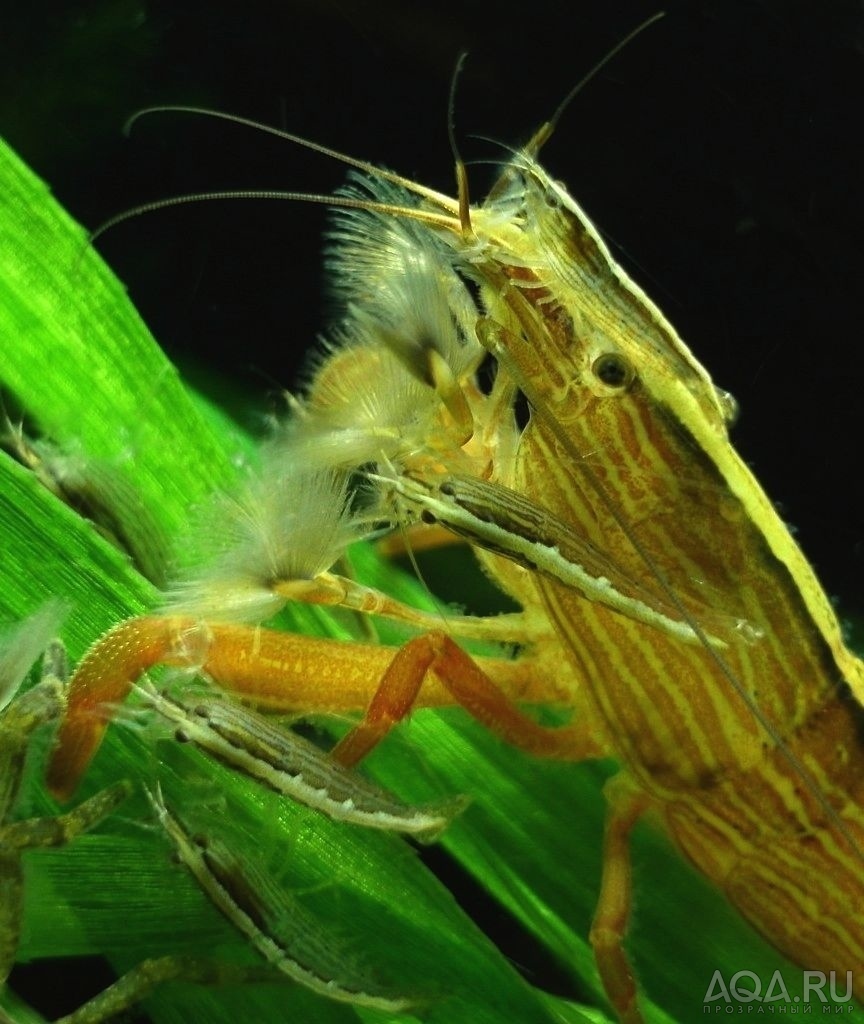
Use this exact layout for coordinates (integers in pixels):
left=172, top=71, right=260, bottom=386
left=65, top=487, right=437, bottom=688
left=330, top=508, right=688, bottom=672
left=125, top=106, right=458, bottom=213
left=88, top=106, right=473, bottom=243
left=527, top=11, right=666, bottom=153
left=88, top=188, right=461, bottom=246
left=447, top=52, right=473, bottom=235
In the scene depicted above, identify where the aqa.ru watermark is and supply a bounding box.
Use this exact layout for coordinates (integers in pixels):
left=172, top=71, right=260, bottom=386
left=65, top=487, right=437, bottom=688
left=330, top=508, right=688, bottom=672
left=703, top=971, right=857, bottom=1014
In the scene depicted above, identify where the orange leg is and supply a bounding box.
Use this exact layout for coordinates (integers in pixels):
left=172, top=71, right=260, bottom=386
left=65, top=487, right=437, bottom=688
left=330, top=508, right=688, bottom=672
left=330, top=629, right=601, bottom=766
left=46, top=615, right=601, bottom=802
left=590, top=774, right=649, bottom=1024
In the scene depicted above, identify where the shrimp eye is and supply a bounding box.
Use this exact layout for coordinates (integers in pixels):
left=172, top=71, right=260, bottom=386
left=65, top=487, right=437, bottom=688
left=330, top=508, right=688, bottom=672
left=592, top=352, right=634, bottom=390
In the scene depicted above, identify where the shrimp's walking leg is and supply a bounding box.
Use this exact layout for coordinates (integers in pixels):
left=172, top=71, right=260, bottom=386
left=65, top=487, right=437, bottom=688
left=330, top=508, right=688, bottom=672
left=590, top=774, right=649, bottom=1024
left=331, top=629, right=604, bottom=767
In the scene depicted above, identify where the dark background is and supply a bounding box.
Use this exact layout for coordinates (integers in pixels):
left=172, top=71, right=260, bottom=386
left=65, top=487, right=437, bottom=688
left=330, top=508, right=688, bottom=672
left=2, top=0, right=863, bottom=1016
left=3, top=0, right=861, bottom=623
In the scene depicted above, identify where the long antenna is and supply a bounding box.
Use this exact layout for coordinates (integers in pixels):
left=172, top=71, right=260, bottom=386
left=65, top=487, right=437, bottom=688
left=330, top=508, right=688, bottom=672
left=447, top=52, right=473, bottom=235
left=527, top=12, right=666, bottom=153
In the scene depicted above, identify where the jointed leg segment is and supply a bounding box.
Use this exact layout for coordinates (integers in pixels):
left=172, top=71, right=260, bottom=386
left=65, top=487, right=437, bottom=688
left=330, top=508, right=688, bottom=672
left=590, top=775, right=649, bottom=1024
left=47, top=613, right=602, bottom=801
left=331, top=629, right=602, bottom=766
